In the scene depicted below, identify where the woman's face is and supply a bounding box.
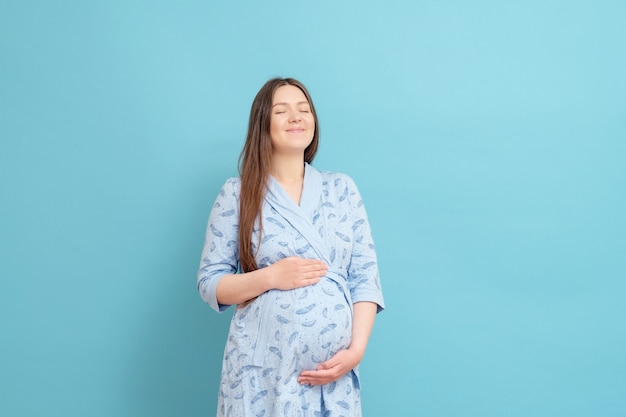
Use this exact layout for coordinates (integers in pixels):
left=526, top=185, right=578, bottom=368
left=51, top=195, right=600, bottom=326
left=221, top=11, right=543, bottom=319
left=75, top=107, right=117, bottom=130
left=269, top=85, right=315, bottom=157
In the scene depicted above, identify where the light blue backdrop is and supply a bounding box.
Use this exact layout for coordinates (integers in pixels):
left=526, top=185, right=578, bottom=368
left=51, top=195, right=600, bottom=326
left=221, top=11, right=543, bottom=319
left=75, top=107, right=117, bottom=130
left=1, top=1, right=624, bottom=416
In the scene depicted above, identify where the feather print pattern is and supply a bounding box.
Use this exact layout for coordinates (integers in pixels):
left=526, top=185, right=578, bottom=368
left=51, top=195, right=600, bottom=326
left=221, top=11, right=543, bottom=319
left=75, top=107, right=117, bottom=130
left=197, top=165, right=384, bottom=417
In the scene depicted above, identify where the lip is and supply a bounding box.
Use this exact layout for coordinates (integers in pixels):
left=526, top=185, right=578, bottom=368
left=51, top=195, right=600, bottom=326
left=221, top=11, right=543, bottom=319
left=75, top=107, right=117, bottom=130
left=286, top=128, right=305, bottom=133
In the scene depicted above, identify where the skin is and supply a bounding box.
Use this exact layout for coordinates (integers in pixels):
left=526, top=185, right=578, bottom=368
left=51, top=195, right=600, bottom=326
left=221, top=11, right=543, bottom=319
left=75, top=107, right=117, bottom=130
left=216, top=84, right=378, bottom=386
left=269, top=85, right=316, bottom=204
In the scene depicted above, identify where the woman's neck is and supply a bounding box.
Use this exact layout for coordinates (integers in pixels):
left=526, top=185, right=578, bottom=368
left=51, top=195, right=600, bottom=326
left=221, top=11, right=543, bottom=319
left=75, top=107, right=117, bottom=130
left=270, top=154, right=306, bottom=184
left=270, top=154, right=306, bottom=205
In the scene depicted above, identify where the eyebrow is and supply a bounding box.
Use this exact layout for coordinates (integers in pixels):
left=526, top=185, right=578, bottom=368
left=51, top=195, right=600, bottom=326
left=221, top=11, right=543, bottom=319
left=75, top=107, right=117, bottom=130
left=272, top=101, right=310, bottom=108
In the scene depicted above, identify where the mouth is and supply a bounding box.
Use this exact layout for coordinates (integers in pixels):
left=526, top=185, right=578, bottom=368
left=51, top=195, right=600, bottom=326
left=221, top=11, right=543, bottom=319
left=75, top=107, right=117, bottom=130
left=286, top=128, right=305, bottom=133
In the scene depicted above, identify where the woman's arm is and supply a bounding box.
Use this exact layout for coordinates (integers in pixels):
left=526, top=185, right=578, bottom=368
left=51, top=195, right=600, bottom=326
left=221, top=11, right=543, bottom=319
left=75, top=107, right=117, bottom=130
left=215, top=256, right=328, bottom=306
left=198, top=179, right=327, bottom=310
left=347, top=301, right=378, bottom=357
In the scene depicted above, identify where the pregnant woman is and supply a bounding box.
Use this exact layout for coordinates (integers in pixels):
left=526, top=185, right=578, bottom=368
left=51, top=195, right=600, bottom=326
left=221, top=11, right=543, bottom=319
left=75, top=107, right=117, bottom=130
left=198, top=77, right=385, bottom=417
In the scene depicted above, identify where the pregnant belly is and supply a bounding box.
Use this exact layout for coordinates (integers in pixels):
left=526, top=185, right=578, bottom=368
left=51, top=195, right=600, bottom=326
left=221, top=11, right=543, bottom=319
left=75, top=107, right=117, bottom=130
left=231, top=277, right=353, bottom=371
left=275, top=278, right=353, bottom=369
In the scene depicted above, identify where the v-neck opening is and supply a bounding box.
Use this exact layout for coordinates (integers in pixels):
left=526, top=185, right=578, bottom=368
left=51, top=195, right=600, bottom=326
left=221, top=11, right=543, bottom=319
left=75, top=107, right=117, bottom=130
left=268, top=163, right=322, bottom=221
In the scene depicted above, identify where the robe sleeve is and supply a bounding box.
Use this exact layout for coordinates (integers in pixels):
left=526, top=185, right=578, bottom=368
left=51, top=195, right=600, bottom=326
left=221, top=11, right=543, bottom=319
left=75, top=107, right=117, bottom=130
left=344, top=176, right=385, bottom=313
left=197, top=178, right=240, bottom=312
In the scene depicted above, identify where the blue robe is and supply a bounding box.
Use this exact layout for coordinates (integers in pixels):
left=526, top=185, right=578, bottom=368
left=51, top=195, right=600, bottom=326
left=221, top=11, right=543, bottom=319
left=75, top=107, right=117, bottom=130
left=198, top=163, right=384, bottom=417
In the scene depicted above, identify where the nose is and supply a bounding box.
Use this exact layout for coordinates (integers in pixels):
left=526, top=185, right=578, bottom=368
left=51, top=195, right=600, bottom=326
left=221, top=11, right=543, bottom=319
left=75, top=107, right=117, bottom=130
left=288, top=109, right=302, bottom=122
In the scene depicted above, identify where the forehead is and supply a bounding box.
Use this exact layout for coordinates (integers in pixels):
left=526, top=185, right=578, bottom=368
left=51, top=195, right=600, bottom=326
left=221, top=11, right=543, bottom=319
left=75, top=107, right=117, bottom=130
left=272, top=85, right=308, bottom=104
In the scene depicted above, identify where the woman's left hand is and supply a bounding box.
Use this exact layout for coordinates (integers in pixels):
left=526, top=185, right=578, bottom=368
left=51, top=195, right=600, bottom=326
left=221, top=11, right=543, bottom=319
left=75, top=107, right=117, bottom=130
left=297, top=348, right=364, bottom=386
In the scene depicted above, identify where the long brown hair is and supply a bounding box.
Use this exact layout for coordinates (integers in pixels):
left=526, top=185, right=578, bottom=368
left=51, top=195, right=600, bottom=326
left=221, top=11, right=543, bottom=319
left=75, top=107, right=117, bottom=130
left=238, top=77, right=320, bottom=272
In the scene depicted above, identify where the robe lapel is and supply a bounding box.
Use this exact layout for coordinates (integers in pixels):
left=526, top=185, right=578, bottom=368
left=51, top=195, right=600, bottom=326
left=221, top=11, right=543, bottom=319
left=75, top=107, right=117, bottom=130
left=252, top=165, right=353, bottom=367
left=265, top=163, right=330, bottom=264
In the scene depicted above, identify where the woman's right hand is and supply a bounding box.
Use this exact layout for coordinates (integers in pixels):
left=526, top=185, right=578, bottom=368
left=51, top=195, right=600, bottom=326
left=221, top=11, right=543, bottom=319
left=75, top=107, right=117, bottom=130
left=266, top=256, right=328, bottom=290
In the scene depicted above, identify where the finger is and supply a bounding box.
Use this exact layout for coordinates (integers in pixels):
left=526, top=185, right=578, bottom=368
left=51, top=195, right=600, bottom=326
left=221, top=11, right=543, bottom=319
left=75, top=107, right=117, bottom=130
left=298, top=370, right=336, bottom=385
left=301, top=263, right=326, bottom=273
left=306, top=270, right=326, bottom=279
left=294, top=262, right=326, bottom=275
left=300, top=367, right=330, bottom=377
left=309, top=364, right=339, bottom=377
left=299, top=259, right=328, bottom=268
left=317, top=357, right=340, bottom=370
left=295, top=269, right=328, bottom=279
left=298, top=369, right=331, bottom=381
left=300, top=265, right=328, bottom=276
left=301, top=278, right=322, bottom=286
left=294, top=277, right=321, bottom=288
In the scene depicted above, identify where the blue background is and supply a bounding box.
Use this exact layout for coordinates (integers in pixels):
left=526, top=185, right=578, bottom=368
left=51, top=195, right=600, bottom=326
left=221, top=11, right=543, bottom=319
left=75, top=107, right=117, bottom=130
left=1, top=1, right=625, bottom=416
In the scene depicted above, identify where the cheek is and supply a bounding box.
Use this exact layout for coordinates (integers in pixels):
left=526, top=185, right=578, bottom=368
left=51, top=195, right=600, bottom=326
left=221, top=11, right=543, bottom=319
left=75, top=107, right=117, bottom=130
left=269, top=119, right=281, bottom=135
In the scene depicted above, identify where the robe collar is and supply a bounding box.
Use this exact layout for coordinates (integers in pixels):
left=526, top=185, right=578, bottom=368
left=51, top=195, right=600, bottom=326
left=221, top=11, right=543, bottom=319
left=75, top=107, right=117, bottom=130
left=267, top=162, right=323, bottom=221
left=264, top=163, right=352, bottom=312
left=265, top=163, right=328, bottom=263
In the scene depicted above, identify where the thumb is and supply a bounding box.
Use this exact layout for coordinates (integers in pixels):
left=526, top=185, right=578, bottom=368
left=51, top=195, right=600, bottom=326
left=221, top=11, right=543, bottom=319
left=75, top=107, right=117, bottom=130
left=317, top=361, right=330, bottom=371
left=317, top=356, right=340, bottom=370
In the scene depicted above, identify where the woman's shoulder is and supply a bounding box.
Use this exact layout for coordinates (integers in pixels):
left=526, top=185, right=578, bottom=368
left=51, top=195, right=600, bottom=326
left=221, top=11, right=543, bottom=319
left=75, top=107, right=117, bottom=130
left=222, top=176, right=241, bottom=188
left=216, top=176, right=241, bottom=199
